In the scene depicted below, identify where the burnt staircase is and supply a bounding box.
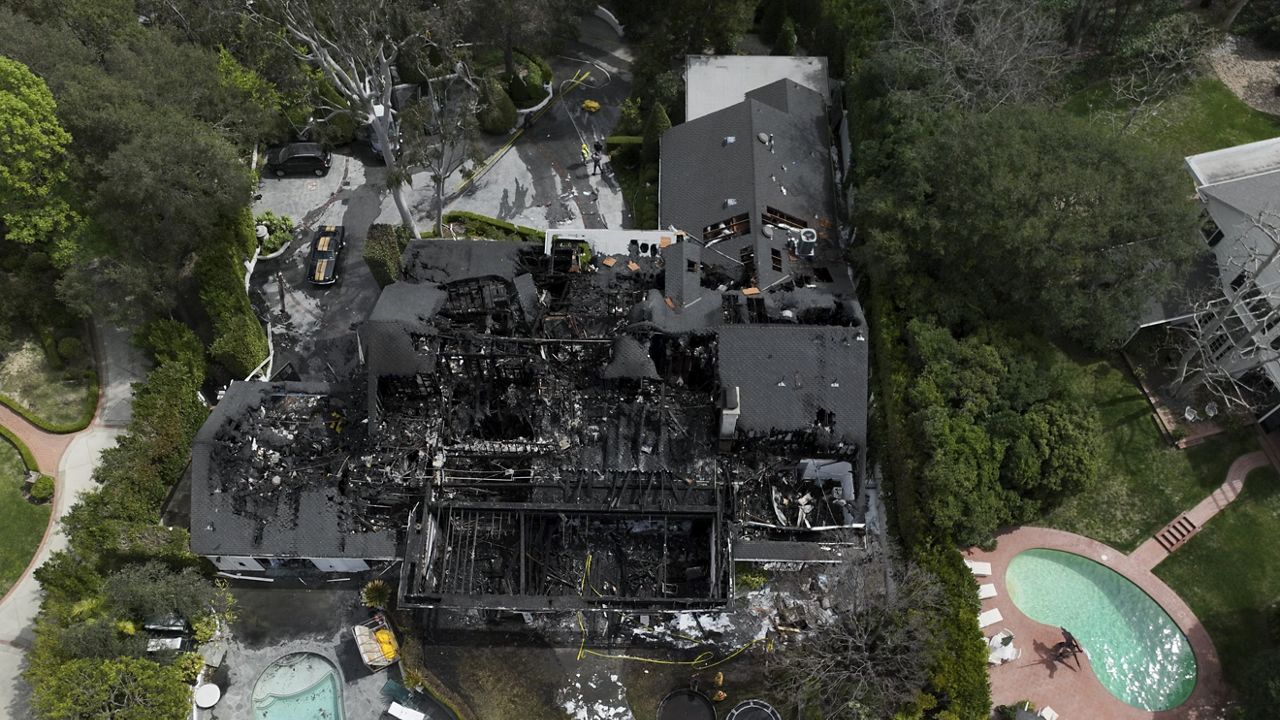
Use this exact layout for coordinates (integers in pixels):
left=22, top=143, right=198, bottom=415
left=1155, top=515, right=1199, bottom=553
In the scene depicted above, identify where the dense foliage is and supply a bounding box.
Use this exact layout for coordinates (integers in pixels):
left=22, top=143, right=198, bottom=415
left=26, top=321, right=226, bottom=720
left=364, top=223, right=414, bottom=288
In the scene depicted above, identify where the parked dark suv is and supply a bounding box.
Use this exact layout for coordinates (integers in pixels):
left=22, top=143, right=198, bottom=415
left=307, top=225, right=345, bottom=286
left=265, top=143, right=331, bottom=177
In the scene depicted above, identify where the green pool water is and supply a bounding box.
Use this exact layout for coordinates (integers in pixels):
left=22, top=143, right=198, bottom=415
left=1005, top=549, right=1197, bottom=711
left=253, top=652, right=344, bottom=720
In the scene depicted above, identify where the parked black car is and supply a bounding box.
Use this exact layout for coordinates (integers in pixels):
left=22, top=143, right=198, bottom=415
left=265, top=143, right=331, bottom=177
left=307, top=225, right=345, bottom=286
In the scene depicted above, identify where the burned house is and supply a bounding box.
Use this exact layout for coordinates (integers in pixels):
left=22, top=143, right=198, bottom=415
left=190, top=63, right=867, bottom=613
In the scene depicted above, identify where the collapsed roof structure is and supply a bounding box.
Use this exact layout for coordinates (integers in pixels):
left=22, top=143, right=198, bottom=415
left=190, top=58, right=868, bottom=613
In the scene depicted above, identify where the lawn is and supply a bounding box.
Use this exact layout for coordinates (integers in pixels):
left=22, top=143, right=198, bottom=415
left=0, top=437, right=51, bottom=598
left=1064, top=76, right=1280, bottom=157
left=1155, top=466, right=1280, bottom=692
left=1041, top=355, right=1259, bottom=552
left=0, top=336, right=97, bottom=429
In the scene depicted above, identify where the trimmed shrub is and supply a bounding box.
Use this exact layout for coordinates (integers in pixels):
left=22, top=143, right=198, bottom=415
left=364, top=224, right=414, bottom=288
left=642, top=103, right=671, bottom=163
left=57, top=337, right=85, bottom=364
left=442, top=211, right=541, bottom=243
left=39, top=327, right=64, bottom=371
left=29, top=474, right=54, bottom=503
left=138, top=319, right=205, bottom=378
left=0, top=428, right=38, bottom=470
left=773, top=17, right=798, bottom=55
left=254, top=211, right=295, bottom=253
left=506, top=52, right=550, bottom=109
left=479, top=75, right=518, bottom=135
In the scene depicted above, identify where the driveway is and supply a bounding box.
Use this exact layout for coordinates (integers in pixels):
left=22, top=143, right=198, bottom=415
left=444, top=16, right=633, bottom=230
left=0, top=321, right=148, bottom=719
left=251, top=154, right=387, bottom=382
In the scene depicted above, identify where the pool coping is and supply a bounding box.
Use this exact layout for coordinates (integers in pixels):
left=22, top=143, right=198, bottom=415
left=967, top=526, right=1228, bottom=720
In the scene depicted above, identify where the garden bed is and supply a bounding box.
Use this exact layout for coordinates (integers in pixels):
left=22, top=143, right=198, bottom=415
left=0, top=335, right=98, bottom=432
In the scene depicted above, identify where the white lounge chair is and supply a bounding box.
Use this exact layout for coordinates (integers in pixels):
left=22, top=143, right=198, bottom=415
left=388, top=702, right=426, bottom=720
left=978, top=583, right=997, bottom=599
left=965, top=559, right=992, bottom=576
left=978, top=608, right=1003, bottom=628
left=1039, top=707, right=1059, bottom=720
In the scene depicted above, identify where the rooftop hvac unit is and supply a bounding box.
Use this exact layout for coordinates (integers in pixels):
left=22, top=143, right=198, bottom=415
left=797, top=228, right=818, bottom=258
left=719, top=386, right=741, bottom=440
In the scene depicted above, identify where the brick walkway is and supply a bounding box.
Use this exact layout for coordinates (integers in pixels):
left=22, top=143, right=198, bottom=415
left=0, top=404, right=73, bottom=476
left=968, top=527, right=1227, bottom=720
left=1130, top=450, right=1272, bottom=572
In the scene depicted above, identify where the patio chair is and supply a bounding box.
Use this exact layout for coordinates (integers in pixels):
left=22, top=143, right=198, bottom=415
left=1039, top=707, right=1058, bottom=720
left=978, top=583, right=997, bottom=599
left=987, top=628, right=1014, bottom=648
left=978, top=608, right=1003, bottom=629
left=964, top=559, right=992, bottom=576
left=387, top=702, right=426, bottom=720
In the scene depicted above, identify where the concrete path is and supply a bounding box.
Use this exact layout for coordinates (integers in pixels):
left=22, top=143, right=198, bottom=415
left=0, top=320, right=147, bottom=719
left=1130, top=450, right=1272, bottom=571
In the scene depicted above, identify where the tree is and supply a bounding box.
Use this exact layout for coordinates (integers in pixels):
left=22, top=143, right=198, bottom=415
left=29, top=656, right=190, bottom=720
left=250, top=0, right=472, bottom=238
left=859, top=104, right=1203, bottom=350
left=0, top=56, right=77, bottom=248
left=770, top=554, right=942, bottom=718
left=399, top=64, right=481, bottom=237
left=1110, top=13, right=1215, bottom=131
left=1164, top=211, right=1280, bottom=414
left=472, top=0, right=585, bottom=77
left=884, top=0, right=1066, bottom=111
left=642, top=102, right=670, bottom=163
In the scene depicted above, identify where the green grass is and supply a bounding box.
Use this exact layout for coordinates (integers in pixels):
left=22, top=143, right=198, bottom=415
left=1064, top=76, right=1280, bottom=157
left=0, top=437, right=51, bottom=598
left=1041, top=355, right=1259, bottom=552
left=1155, top=466, right=1280, bottom=692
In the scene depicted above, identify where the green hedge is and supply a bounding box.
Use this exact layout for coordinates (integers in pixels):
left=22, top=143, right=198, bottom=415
left=442, top=211, right=542, bottom=243
left=506, top=51, right=551, bottom=109
left=29, top=474, right=54, bottom=502
left=479, top=75, right=518, bottom=135
left=0, top=371, right=99, bottom=434
left=0, top=426, right=38, bottom=471
left=606, top=135, right=642, bottom=145
left=364, top=224, right=414, bottom=288
left=196, top=213, right=268, bottom=378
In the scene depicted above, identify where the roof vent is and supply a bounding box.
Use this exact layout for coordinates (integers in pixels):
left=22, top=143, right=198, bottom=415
left=756, top=132, right=769, bottom=144
left=723, top=135, right=736, bottom=145
left=724, top=198, right=738, bottom=208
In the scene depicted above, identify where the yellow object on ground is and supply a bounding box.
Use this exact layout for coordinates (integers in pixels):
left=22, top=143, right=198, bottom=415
left=375, top=627, right=399, bottom=661
left=582, top=99, right=601, bottom=113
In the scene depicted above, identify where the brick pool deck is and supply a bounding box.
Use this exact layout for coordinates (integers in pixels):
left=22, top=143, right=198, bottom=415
left=967, top=527, right=1229, bottom=720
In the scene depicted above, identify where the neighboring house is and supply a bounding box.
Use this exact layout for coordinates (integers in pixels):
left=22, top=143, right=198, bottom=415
left=1180, top=137, right=1280, bottom=427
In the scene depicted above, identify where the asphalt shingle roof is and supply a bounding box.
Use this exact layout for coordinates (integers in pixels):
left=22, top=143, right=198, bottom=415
left=717, top=325, right=867, bottom=448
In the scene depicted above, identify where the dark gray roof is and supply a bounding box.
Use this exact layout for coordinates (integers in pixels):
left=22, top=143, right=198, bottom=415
left=717, top=325, right=867, bottom=447
left=401, top=239, right=538, bottom=284
left=361, top=282, right=446, bottom=379
left=659, top=82, right=839, bottom=295
left=602, top=335, right=659, bottom=379
left=190, top=382, right=398, bottom=560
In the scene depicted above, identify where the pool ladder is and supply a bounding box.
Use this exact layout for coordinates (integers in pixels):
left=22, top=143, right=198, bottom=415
left=1154, top=515, right=1199, bottom=553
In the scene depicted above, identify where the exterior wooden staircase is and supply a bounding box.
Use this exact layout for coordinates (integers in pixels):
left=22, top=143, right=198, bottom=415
left=1155, top=515, right=1199, bottom=553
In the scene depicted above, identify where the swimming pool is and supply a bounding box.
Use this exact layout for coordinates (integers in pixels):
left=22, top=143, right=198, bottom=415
left=1005, top=549, right=1196, bottom=711
left=253, top=652, right=345, bottom=720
